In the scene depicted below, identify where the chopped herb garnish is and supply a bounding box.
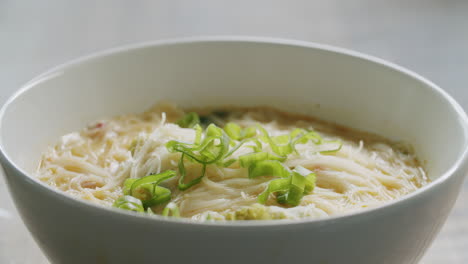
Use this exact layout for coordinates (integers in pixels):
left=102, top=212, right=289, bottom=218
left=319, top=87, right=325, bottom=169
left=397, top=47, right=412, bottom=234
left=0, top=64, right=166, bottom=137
left=177, top=154, right=207, bottom=190
left=169, top=114, right=338, bottom=202
left=113, top=171, right=176, bottom=212
left=258, top=166, right=316, bottom=206
left=239, top=152, right=285, bottom=168
left=115, top=109, right=342, bottom=217
left=113, top=195, right=145, bottom=212
left=224, top=122, right=257, bottom=141
left=162, top=203, right=180, bottom=217
left=177, top=112, right=200, bottom=128
left=319, top=140, right=343, bottom=154
left=167, top=124, right=230, bottom=190
left=247, top=160, right=290, bottom=179
left=127, top=171, right=175, bottom=207
left=167, top=124, right=230, bottom=165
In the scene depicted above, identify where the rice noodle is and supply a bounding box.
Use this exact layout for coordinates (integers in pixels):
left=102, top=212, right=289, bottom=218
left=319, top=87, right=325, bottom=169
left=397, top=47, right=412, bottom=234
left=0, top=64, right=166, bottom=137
left=36, top=102, right=428, bottom=220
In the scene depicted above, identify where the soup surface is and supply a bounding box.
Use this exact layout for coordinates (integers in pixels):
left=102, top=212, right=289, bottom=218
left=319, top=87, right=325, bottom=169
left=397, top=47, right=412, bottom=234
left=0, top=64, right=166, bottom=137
left=37, top=102, right=428, bottom=220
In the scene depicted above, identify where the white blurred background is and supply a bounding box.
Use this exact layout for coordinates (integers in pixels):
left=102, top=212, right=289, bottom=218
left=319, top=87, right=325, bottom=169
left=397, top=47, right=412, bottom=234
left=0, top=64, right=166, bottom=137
left=1, top=1, right=467, bottom=263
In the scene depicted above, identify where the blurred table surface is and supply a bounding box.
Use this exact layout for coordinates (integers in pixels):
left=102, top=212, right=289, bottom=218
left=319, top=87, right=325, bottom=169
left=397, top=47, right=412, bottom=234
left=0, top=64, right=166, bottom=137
left=1, top=1, right=467, bottom=263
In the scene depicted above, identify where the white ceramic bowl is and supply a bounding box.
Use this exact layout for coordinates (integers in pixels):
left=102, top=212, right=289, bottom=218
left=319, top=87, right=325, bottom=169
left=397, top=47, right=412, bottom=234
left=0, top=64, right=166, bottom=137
left=1, top=37, right=467, bottom=264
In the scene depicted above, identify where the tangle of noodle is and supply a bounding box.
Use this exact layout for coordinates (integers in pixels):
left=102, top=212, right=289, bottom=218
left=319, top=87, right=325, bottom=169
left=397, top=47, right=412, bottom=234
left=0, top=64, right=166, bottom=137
left=36, top=102, right=428, bottom=221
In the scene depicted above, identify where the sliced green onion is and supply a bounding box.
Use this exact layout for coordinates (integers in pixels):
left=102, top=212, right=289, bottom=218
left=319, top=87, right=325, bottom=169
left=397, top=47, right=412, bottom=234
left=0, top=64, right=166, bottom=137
left=292, top=129, right=322, bottom=145
left=224, top=122, right=242, bottom=140
left=257, top=165, right=316, bottom=206
left=294, top=165, right=316, bottom=194
left=257, top=178, right=291, bottom=204
left=122, top=171, right=176, bottom=207
left=257, top=126, right=294, bottom=156
left=167, top=123, right=232, bottom=190
left=222, top=158, right=237, bottom=167
left=242, top=127, right=257, bottom=139
left=114, top=172, right=179, bottom=213
left=247, top=160, right=290, bottom=179
left=178, top=153, right=207, bottom=190
left=222, top=137, right=263, bottom=164
left=194, top=124, right=203, bottom=145
left=284, top=172, right=307, bottom=206
left=206, top=123, right=223, bottom=137
left=113, top=195, right=144, bottom=212
left=177, top=112, right=200, bottom=128
left=168, top=116, right=328, bottom=205
left=239, top=152, right=285, bottom=168
left=162, top=203, right=180, bottom=217
left=142, top=186, right=172, bottom=207
left=129, top=171, right=175, bottom=196
left=319, top=140, right=343, bottom=154
left=245, top=138, right=263, bottom=152
left=167, top=125, right=230, bottom=165
left=123, top=178, right=137, bottom=195
left=224, top=122, right=257, bottom=141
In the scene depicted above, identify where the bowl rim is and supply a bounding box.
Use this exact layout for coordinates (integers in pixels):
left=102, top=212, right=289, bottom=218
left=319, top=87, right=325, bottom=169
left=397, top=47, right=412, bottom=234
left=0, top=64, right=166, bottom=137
left=1, top=36, right=468, bottom=227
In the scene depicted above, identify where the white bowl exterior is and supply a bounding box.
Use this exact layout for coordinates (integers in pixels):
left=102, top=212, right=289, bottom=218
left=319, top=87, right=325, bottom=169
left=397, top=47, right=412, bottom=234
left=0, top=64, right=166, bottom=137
left=1, top=38, right=467, bottom=264
left=3, top=159, right=467, bottom=264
